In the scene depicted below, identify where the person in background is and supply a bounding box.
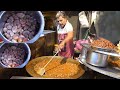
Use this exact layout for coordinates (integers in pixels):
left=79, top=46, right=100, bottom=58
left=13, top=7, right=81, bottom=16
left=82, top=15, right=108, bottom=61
left=55, top=11, right=74, bottom=58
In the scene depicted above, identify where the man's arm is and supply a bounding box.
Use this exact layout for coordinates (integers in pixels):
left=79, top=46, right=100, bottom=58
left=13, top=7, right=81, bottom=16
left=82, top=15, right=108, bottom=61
left=59, top=31, right=73, bottom=49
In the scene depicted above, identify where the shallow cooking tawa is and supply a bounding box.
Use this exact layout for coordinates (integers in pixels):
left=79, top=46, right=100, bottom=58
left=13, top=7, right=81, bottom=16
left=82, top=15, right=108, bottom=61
left=26, top=56, right=85, bottom=79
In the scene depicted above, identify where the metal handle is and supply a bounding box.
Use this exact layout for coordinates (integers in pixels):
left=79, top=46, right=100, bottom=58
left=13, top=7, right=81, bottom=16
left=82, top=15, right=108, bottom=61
left=43, top=51, right=59, bottom=68
left=76, top=57, right=83, bottom=64
left=95, top=50, right=120, bottom=57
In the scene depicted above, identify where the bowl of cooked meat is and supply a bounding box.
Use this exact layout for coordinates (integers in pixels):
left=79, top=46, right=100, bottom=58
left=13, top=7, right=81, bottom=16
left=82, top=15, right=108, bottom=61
left=0, top=11, right=44, bottom=43
left=0, top=43, right=31, bottom=68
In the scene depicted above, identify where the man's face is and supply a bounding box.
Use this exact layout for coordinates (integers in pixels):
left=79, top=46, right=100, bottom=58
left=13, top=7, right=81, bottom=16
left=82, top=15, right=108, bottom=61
left=57, top=16, right=67, bottom=28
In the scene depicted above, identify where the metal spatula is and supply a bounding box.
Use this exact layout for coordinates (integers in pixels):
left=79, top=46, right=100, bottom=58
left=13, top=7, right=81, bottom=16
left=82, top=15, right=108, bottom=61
left=37, top=51, right=59, bottom=76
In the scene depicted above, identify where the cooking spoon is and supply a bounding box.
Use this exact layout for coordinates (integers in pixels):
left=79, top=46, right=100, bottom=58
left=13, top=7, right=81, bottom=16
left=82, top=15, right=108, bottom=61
left=37, top=50, right=59, bottom=76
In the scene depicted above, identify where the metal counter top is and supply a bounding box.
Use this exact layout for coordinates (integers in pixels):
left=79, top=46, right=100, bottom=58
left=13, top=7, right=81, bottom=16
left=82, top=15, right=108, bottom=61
left=79, top=58, right=120, bottom=79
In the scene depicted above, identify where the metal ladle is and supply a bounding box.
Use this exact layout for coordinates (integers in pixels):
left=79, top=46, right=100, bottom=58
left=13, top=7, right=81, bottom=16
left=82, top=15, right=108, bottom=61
left=37, top=50, right=59, bottom=76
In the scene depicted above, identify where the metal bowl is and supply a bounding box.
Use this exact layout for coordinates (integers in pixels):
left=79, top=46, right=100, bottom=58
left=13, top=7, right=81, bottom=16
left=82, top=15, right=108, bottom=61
left=0, top=43, right=31, bottom=68
left=86, top=50, right=109, bottom=67
left=0, top=11, right=45, bottom=43
left=80, top=43, right=120, bottom=67
left=80, top=43, right=90, bottom=59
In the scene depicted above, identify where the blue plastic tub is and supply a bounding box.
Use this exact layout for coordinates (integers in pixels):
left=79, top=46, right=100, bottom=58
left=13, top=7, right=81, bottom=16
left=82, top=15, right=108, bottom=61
left=0, top=43, right=31, bottom=68
left=0, top=11, right=45, bottom=43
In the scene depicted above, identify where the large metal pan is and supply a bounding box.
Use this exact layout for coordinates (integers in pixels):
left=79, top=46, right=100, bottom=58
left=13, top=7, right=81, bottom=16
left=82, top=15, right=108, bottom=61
left=25, top=56, right=85, bottom=79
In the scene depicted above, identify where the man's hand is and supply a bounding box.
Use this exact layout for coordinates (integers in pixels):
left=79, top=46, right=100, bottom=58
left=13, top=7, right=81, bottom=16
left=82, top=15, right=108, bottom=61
left=55, top=45, right=61, bottom=52
left=54, top=41, right=65, bottom=52
left=59, top=41, right=65, bottom=50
